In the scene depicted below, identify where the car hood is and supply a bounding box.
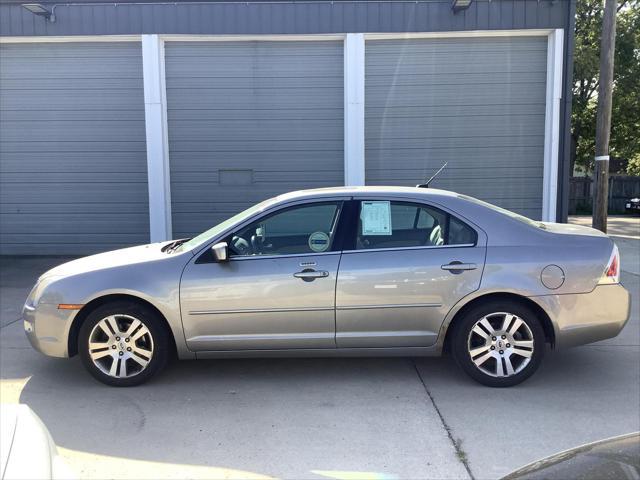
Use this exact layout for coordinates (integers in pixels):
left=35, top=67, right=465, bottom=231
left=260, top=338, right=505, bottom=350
left=40, top=242, right=175, bottom=281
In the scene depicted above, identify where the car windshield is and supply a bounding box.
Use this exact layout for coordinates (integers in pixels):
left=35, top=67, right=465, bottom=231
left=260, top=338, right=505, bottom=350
left=458, top=194, right=547, bottom=229
left=173, top=199, right=273, bottom=253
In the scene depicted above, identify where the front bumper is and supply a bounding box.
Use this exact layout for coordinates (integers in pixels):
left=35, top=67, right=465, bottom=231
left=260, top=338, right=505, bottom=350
left=23, top=303, right=77, bottom=358
left=531, top=283, right=631, bottom=349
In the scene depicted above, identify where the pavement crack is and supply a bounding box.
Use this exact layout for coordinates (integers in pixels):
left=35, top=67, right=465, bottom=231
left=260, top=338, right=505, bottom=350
left=0, top=317, right=22, bottom=330
left=411, top=359, right=475, bottom=480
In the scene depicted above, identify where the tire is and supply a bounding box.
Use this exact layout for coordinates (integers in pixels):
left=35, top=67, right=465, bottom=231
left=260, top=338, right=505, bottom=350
left=451, top=300, right=545, bottom=387
left=78, top=301, right=171, bottom=387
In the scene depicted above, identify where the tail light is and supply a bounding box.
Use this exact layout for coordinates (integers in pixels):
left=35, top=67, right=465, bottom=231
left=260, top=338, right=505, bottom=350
left=599, top=244, right=620, bottom=284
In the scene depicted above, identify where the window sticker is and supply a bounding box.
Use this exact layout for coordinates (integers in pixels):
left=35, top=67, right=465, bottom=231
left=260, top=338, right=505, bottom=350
left=361, top=201, right=392, bottom=236
left=308, top=231, right=330, bottom=252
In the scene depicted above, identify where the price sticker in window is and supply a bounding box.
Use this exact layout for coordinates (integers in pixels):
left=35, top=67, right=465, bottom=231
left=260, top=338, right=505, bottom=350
left=361, top=201, right=392, bottom=236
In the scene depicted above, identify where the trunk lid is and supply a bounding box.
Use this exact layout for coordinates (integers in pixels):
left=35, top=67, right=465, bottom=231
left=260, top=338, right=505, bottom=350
left=540, top=222, right=609, bottom=238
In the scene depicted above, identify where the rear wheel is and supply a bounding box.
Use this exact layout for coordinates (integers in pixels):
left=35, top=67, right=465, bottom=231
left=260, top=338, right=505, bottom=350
left=451, top=300, right=545, bottom=387
left=78, top=301, right=170, bottom=387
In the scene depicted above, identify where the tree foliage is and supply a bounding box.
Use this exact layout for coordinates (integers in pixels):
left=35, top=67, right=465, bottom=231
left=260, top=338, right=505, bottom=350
left=572, top=0, right=640, bottom=175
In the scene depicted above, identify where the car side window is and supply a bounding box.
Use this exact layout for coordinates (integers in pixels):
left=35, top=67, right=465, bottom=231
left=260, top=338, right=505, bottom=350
left=449, top=215, right=477, bottom=245
left=227, top=202, right=342, bottom=257
left=356, top=201, right=476, bottom=250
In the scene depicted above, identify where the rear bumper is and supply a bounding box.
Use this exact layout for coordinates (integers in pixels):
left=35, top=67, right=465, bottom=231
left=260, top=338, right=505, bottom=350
left=531, top=284, right=631, bottom=349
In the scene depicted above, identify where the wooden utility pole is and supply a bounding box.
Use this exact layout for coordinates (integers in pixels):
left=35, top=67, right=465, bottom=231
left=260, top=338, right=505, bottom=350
left=592, top=0, right=618, bottom=232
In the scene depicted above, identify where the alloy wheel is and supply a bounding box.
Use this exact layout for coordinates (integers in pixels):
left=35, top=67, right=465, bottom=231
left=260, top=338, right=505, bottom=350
left=467, top=312, right=535, bottom=378
left=88, top=314, right=154, bottom=378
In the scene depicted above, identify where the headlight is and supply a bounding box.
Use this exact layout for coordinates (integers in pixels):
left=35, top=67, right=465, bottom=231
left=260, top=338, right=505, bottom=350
left=24, top=275, right=62, bottom=308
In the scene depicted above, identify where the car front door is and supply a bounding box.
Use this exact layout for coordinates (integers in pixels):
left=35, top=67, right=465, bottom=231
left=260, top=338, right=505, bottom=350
left=180, top=200, right=345, bottom=352
left=336, top=199, right=486, bottom=348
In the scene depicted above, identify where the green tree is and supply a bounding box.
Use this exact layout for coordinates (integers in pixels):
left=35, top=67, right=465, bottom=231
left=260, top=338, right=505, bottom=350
left=572, top=0, right=640, bottom=175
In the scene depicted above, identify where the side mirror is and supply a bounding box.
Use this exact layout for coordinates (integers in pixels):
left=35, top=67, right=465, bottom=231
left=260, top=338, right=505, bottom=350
left=211, top=242, right=229, bottom=262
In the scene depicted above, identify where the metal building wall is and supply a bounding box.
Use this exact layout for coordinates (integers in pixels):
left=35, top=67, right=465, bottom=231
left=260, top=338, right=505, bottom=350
left=0, top=1, right=571, bottom=37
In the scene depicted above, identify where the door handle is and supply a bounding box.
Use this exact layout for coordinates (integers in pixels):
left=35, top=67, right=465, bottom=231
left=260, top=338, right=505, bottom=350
left=293, top=269, right=329, bottom=281
left=441, top=262, right=477, bottom=274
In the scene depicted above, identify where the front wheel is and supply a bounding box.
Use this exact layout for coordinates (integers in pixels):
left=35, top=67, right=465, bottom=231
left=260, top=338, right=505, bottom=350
left=451, top=301, right=545, bottom=387
left=78, top=301, right=171, bottom=387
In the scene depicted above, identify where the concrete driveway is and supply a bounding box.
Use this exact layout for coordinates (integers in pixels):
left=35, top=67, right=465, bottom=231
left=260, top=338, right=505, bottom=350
left=1, top=217, right=638, bottom=480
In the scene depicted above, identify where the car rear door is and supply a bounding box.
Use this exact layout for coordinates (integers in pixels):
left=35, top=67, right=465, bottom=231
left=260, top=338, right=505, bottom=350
left=335, top=198, right=486, bottom=348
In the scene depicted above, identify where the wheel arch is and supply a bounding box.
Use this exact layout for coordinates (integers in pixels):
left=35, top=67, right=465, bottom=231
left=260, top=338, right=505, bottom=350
left=442, top=292, right=556, bottom=354
left=67, top=293, right=178, bottom=358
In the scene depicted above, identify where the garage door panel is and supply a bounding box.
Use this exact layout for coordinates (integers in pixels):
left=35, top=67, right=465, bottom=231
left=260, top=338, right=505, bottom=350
left=169, top=140, right=341, bottom=155
left=365, top=71, right=548, bottom=87
left=365, top=104, right=547, bottom=118
left=166, top=41, right=343, bottom=55
left=168, top=108, right=343, bottom=122
left=1, top=109, right=145, bottom=122
left=0, top=183, right=148, bottom=204
left=365, top=135, right=545, bottom=150
left=166, top=63, right=343, bottom=78
left=366, top=166, right=543, bottom=180
left=366, top=36, right=548, bottom=219
left=0, top=141, right=146, bottom=154
left=0, top=152, right=147, bottom=173
left=166, top=89, right=342, bottom=110
left=0, top=213, right=149, bottom=235
left=366, top=115, right=545, bottom=139
left=171, top=180, right=338, bottom=203
left=366, top=84, right=546, bottom=108
left=0, top=201, right=146, bottom=215
left=0, top=43, right=141, bottom=58
left=169, top=119, right=342, bottom=141
left=366, top=59, right=547, bottom=75
left=169, top=154, right=343, bottom=173
left=0, top=90, right=144, bottom=111
left=1, top=65, right=141, bottom=79
left=1, top=171, right=147, bottom=183
left=366, top=146, right=544, bottom=168
left=0, top=77, right=143, bottom=90
left=166, top=76, right=343, bottom=90
left=0, top=42, right=149, bottom=255
left=172, top=169, right=344, bottom=184
left=367, top=36, right=547, bottom=52
left=0, top=233, right=148, bottom=252
left=1, top=121, right=146, bottom=142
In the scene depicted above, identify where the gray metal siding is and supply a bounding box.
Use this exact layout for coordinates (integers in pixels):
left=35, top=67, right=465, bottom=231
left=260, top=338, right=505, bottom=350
left=365, top=36, right=548, bottom=219
left=0, top=42, right=149, bottom=255
left=165, top=41, right=344, bottom=238
left=0, top=1, right=571, bottom=37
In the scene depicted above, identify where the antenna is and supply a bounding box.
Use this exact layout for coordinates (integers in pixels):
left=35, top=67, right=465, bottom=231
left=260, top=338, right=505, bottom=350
left=417, top=162, right=448, bottom=188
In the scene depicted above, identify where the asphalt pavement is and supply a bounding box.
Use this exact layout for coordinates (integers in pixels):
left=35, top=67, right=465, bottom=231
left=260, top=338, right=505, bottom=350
left=1, top=215, right=638, bottom=479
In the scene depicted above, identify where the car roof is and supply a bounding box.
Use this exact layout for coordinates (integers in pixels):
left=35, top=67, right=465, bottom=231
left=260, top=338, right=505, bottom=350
left=274, top=186, right=461, bottom=202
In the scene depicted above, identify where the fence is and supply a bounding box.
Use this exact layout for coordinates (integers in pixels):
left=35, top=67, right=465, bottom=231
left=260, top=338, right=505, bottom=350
left=569, top=176, right=640, bottom=214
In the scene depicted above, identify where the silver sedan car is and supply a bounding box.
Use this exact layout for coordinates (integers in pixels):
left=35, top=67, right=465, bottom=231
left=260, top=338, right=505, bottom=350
left=23, top=187, right=630, bottom=387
